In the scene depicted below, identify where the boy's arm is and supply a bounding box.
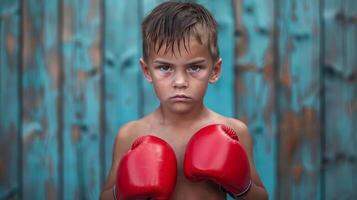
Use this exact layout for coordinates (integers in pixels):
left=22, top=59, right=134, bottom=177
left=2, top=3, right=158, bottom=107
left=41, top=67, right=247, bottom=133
left=229, top=119, right=269, bottom=200
left=100, top=124, right=133, bottom=200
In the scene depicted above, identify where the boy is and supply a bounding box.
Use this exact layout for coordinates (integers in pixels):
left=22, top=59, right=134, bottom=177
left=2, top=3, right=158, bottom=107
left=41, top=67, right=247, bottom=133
left=100, top=1, right=268, bottom=200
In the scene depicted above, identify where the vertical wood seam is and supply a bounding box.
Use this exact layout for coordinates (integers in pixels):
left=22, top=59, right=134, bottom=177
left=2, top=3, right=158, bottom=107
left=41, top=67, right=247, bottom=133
left=231, top=0, right=238, bottom=118
left=57, top=0, right=64, bottom=199
left=100, top=0, right=107, bottom=189
left=319, top=0, right=326, bottom=199
left=273, top=0, right=281, bottom=198
left=18, top=0, right=24, bottom=199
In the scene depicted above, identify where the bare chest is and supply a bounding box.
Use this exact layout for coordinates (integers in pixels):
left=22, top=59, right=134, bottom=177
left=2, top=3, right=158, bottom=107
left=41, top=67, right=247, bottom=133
left=155, top=129, right=192, bottom=172
left=149, top=129, right=226, bottom=199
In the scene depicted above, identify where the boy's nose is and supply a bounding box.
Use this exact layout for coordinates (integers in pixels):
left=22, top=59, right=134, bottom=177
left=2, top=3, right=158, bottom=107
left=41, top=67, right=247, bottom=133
left=172, top=72, right=188, bottom=89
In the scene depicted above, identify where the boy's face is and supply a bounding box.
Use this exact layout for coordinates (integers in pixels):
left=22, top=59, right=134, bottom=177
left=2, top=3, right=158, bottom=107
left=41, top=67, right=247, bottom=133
left=140, top=38, right=222, bottom=114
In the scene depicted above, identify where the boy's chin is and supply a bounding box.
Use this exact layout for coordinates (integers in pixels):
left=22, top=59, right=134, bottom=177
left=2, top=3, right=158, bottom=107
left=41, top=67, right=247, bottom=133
left=167, top=103, right=198, bottom=114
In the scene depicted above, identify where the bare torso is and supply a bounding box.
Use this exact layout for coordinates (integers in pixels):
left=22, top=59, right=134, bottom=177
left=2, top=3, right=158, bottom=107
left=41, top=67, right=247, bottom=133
left=101, top=107, right=267, bottom=200
left=127, top=109, right=232, bottom=200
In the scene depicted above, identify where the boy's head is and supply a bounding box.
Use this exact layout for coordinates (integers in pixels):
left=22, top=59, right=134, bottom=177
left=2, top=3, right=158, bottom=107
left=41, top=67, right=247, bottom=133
left=141, top=1, right=219, bottom=62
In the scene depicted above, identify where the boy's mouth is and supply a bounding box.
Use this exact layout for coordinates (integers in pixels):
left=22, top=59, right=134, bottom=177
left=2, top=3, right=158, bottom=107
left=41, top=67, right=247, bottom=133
left=170, top=94, right=192, bottom=101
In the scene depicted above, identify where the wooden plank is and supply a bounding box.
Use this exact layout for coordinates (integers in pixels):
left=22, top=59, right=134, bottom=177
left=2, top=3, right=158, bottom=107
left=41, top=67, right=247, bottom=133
left=324, top=80, right=357, bottom=199
left=233, top=0, right=277, bottom=199
left=21, top=0, right=60, bottom=199
left=61, top=0, right=102, bottom=199
left=0, top=0, right=20, bottom=199
left=103, top=0, right=142, bottom=177
left=277, top=0, right=321, bottom=199
left=323, top=0, right=357, bottom=199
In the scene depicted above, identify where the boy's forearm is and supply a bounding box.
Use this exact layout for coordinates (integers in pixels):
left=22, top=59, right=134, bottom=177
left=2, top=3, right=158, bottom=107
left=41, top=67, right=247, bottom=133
left=235, top=182, right=268, bottom=200
left=100, top=187, right=114, bottom=200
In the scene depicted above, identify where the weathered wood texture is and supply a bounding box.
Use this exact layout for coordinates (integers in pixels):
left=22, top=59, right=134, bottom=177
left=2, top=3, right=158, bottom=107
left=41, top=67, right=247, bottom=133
left=277, top=0, right=322, bottom=199
left=233, top=0, right=277, bottom=199
left=21, top=0, right=60, bottom=199
left=323, top=0, right=357, bottom=199
left=0, top=0, right=20, bottom=199
left=62, top=0, right=102, bottom=199
left=0, top=0, right=356, bottom=199
left=103, top=0, right=142, bottom=179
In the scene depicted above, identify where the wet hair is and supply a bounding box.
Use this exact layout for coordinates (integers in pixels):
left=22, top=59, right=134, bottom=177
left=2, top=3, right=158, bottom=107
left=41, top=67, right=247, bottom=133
left=141, top=1, right=219, bottom=61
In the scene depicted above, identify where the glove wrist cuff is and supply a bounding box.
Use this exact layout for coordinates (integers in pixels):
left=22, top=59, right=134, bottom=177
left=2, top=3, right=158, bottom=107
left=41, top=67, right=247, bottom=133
left=219, top=180, right=252, bottom=199
left=234, top=180, right=252, bottom=198
left=113, top=185, right=118, bottom=200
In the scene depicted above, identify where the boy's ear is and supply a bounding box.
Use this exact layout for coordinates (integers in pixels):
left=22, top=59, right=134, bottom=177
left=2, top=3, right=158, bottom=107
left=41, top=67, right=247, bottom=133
left=209, top=58, right=222, bottom=83
left=140, top=58, right=153, bottom=83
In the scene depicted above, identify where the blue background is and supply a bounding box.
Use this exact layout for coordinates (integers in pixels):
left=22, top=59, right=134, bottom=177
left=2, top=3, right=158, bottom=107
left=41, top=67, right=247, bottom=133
left=0, top=0, right=356, bottom=199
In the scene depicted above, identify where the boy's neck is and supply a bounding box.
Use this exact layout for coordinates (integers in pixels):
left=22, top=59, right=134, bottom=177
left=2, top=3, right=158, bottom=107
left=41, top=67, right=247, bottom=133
left=156, top=103, right=209, bottom=128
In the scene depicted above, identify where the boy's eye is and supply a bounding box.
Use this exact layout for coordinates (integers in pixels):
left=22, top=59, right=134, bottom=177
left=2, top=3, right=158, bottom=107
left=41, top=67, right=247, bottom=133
left=187, top=65, right=202, bottom=72
left=158, top=65, right=172, bottom=72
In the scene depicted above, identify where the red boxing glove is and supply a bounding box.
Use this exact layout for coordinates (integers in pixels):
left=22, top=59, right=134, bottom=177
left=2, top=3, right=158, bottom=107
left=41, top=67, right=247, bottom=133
left=115, top=135, right=177, bottom=200
left=184, top=124, right=251, bottom=198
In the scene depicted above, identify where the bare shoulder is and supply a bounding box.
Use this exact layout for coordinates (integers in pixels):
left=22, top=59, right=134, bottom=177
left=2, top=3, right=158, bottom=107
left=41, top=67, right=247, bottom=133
left=222, top=117, right=253, bottom=154
left=113, top=119, right=152, bottom=166
left=115, top=119, right=149, bottom=147
left=205, top=110, right=252, bottom=150
left=226, top=118, right=250, bottom=141
left=115, top=110, right=159, bottom=146
left=115, top=121, right=137, bottom=144
left=112, top=121, right=141, bottom=164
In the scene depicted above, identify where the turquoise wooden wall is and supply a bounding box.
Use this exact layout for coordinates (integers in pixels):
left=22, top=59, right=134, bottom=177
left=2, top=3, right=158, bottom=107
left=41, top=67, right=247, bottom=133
left=0, top=0, right=356, bottom=199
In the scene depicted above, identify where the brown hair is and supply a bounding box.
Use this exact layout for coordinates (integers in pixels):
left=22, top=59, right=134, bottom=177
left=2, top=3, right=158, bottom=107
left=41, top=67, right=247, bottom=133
left=141, top=1, right=219, bottom=61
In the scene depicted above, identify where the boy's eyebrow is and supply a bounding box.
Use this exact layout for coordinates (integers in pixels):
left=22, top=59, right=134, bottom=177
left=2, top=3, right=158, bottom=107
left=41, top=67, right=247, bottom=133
left=153, top=58, right=207, bottom=65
